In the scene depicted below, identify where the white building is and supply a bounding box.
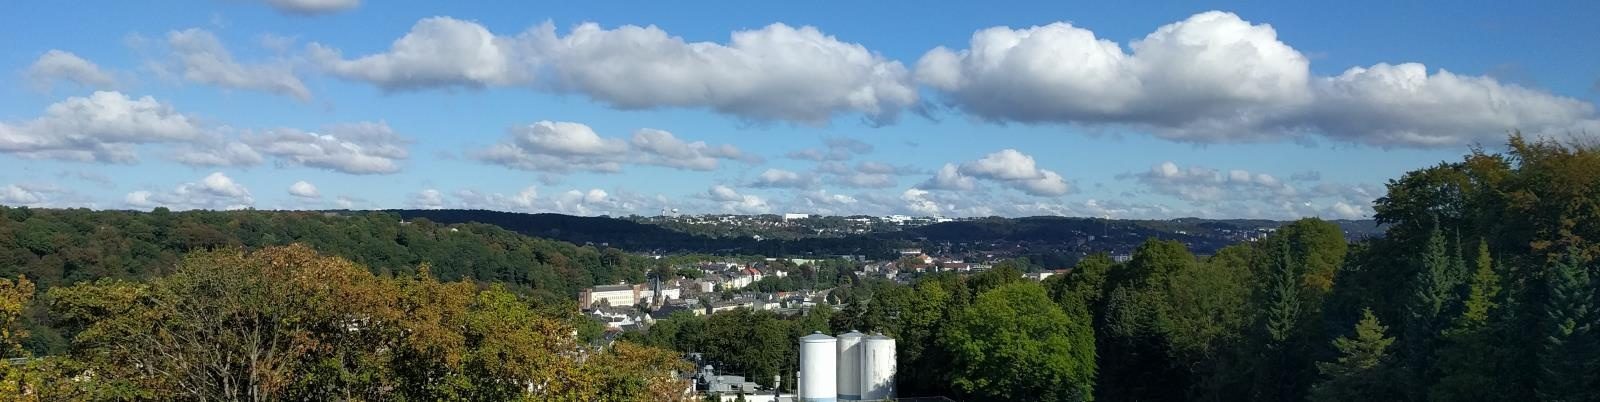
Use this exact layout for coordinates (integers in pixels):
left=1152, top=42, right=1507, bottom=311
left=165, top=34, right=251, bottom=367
left=580, top=284, right=639, bottom=309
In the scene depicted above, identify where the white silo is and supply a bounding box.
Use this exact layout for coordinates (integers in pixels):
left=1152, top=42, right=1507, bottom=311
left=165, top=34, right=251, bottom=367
left=836, top=331, right=865, bottom=401
left=861, top=333, right=897, bottom=400
left=799, top=331, right=838, bottom=402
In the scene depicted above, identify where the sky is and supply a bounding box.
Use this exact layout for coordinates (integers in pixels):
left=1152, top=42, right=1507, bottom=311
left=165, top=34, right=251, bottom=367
left=2, top=0, right=1598, bottom=220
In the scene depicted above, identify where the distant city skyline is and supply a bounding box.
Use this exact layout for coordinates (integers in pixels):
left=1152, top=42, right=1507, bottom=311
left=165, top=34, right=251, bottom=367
left=3, top=0, right=1598, bottom=219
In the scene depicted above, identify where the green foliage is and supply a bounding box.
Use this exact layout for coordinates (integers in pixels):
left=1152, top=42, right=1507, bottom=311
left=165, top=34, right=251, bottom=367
left=6, top=245, right=690, bottom=401
left=943, top=282, right=1095, bottom=402
left=1537, top=251, right=1597, bottom=402
left=1309, top=309, right=1404, bottom=402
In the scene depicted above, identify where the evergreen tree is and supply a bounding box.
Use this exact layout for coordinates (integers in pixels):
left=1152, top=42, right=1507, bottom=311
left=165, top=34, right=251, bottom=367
left=1429, top=240, right=1510, bottom=401
left=1310, top=309, right=1403, bottom=402
left=1403, top=222, right=1454, bottom=396
left=1537, top=251, right=1596, bottom=402
left=1252, top=237, right=1301, bottom=402
left=1459, top=240, right=1501, bottom=327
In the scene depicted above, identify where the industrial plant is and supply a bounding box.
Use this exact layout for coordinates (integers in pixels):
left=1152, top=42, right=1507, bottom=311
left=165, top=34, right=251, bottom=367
left=799, top=331, right=896, bottom=402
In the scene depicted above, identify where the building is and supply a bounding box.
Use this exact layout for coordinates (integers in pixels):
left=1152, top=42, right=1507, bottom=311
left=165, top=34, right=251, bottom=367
left=579, top=284, right=640, bottom=309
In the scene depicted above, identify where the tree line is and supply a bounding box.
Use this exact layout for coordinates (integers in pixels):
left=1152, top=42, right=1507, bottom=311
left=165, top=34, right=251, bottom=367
left=632, top=135, right=1600, bottom=402
left=0, top=245, right=689, bottom=401
left=0, top=208, right=658, bottom=355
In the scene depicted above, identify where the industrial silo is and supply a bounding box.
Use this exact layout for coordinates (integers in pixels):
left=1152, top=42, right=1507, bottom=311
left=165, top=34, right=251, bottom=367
left=799, top=332, right=838, bottom=402
left=836, top=331, right=864, bottom=401
left=861, top=333, right=896, bottom=401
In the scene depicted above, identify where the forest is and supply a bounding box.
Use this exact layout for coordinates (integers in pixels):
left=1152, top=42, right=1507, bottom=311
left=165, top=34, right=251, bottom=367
left=631, top=136, right=1600, bottom=402
left=1, top=135, right=1599, bottom=401
left=0, top=208, right=658, bottom=356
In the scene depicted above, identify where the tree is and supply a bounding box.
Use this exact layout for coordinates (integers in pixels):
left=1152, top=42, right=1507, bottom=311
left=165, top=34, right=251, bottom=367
left=943, top=282, right=1094, bottom=402
left=1252, top=236, right=1303, bottom=402
left=1403, top=222, right=1457, bottom=396
left=1309, top=309, right=1403, bottom=402
left=1429, top=240, right=1511, bottom=402
left=1536, top=251, right=1596, bottom=402
left=0, top=276, right=34, bottom=358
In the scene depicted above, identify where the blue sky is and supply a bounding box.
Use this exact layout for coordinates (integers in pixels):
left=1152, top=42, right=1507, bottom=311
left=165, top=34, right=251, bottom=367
left=2, top=0, right=1597, bottom=219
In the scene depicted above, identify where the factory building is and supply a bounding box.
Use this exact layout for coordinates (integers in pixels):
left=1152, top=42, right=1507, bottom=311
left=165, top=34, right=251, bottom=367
left=797, top=331, right=896, bottom=402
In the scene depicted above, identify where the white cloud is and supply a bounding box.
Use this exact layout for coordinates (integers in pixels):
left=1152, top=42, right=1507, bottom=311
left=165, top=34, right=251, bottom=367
left=0, top=91, right=206, bottom=163
left=308, top=17, right=538, bottom=90
left=259, top=0, right=359, bottom=15
left=0, top=185, right=45, bottom=206
left=172, top=141, right=264, bottom=167
left=707, top=185, right=743, bottom=202
left=900, top=188, right=943, bottom=216
left=333, top=196, right=361, bottom=209
left=409, top=189, right=445, bottom=209
left=631, top=129, right=752, bottom=171
left=163, top=29, right=310, bottom=100
left=705, top=185, right=770, bottom=214
left=244, top=122, right=410, bottom=174
left=917, top=149, right=1070, bottom=196
left=917, top=10, right=1598, bottom=147
left=451, top=186, right=543, bottom=211
left=961, top=149, right=1048, bottom=181
left=26, top=50, right=118, bottom=91
left=311, top=18, right=917, bottom=123
left=125, top=172, right=254, bottom=210
left=921, top=164, right=977, bottom=191
left=750, top=168, right=818, bottom=189
left=473, top=121, right=628, bottom=173
left=474, top=121, right=746, bottom=174
left=1134, top=161, right=1295, bottom=202
left=287, top=180, right=320, bottom=198
left=1328, top=201, right=1365, bottom=219
left=1306, top=63, right=1598, bottom=146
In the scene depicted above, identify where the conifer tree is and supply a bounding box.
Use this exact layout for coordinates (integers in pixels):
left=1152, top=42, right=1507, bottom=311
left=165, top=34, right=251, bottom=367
left=1459, top=240, right=1500, bottom=327
left=1430, top=240, right=1509, bottom=401
left=1310, top=309, right=1403, bottom=402
left=1252, top=237, right=1302, bottom=402
left=1537, top=251, right=1596, bottom=402
left=1404, top=222, right=1453, bottom=395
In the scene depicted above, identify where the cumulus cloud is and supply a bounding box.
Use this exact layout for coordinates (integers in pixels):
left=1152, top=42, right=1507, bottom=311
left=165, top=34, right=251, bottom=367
left=244, top=122, right=410, bottom=174
left=287, top=180, right=320, bottom=198
left=917, top=10, right=1599, bottom=147
left=409, top=188, right=448, bottom=208
left=310, top=18, right=916, bottom=123
left=705, top=185, right=770, bottom=214
left=308, top=17, right=538, bottom=90
left=749, top=168, right=818, bottom=189
left=921, top=164, right=977, bottom=191
left=1134, top=161, right=1295, bottom=202
left=473, top=121, right=630, bottom=173
left=125, top=172, right=254, bottom=210
left=631, top=129, right=754, bottom=171
left=26, top=50, right=118, bottom=91
left=1306, top=63, right=1597, bottom=146
left=172, top=141, right=265, bottom=167
left=258, top=0, right=360, bottom=15
left=474, top=121, right=744, bottom=174
left=451, top=186, right=542, bottom=211
left=0, top=91, right=205, bottom=163
left=0, top=185, right=46, bottom=206
left=161, top=29, right=310, bottom=100
left=918, top=149, right=1070, bottom=196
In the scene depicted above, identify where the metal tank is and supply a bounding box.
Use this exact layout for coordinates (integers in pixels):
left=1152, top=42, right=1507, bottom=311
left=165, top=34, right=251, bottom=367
left=799, top=331, right=838, bottom=402
left=860, top=333, right=897, bottom=401
left=836, top=331, right=865, bottom=401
